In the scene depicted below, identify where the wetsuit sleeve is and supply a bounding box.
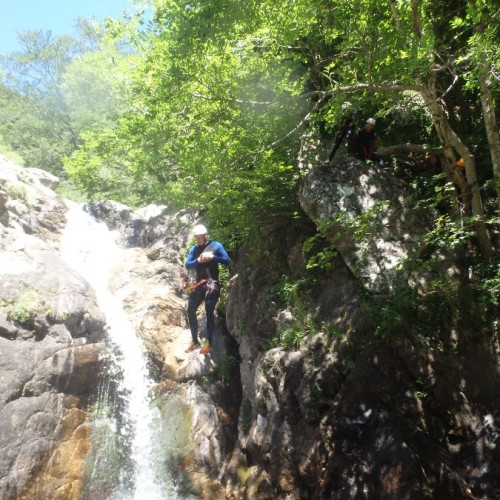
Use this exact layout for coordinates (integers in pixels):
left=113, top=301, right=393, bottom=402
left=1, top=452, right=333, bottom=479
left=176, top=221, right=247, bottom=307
left=212, top=242, right=230, bottom=265
left=185, top=246, right=198, bottom=269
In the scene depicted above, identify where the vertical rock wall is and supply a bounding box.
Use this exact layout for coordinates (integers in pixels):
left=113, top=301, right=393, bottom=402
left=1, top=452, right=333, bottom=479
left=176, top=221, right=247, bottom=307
left=222, top=154, right=499, bottom=498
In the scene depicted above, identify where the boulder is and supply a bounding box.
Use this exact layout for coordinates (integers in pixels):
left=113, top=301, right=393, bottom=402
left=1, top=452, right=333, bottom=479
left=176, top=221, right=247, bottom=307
left=0, top=155, right=66, bottom=246
left=299, top=157, right=436, bottom=291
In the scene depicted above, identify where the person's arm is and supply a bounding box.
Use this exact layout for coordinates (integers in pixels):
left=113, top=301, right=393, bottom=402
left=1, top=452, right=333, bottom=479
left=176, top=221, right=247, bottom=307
left=185, top=246, right=198, bottom=269
left=212, top=242, right=230, bottom=265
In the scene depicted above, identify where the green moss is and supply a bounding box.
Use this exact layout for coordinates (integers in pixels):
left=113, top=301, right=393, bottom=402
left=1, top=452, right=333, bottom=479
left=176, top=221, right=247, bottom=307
left=3, top=288, right=50, bottom=326
left=217, top=354, right=238, bottom=384
left=237, top=464, right=252, bottom=485
left=81, top=401, right=123, bottom=499
left=280, top=326, right=305, bottom=351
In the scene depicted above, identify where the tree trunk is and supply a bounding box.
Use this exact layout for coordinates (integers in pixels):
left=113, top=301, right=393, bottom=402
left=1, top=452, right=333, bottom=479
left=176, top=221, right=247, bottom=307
left=377, top=144, right=429, bottom=157
left=478, top=61, right=500, bottom=212
left=420, top=76, right=493, bottom=258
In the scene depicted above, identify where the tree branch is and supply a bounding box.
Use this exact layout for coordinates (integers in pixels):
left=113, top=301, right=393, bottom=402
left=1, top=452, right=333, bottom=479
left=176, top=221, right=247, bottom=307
left=229, top=93, right=330, bottom=170
left=411, top=0, right=422, bottom=38
left=249, top=94, right=329, bottom=157
left=388, top=0, right=402, bottom=30
left=192, top=81, right=424, bottom=109
left=191, top=92, right=275, bottom=106
left=377, top=143, right=432, bottom=158
left=298, top=82, right=423, bottom=100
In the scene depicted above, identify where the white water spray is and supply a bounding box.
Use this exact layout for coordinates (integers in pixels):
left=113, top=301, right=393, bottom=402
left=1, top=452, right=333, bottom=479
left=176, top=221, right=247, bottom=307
left=60, top=202, right=178, bottom=499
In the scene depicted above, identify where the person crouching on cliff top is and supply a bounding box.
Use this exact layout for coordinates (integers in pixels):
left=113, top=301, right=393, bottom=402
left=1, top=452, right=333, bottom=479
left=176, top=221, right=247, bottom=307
left=349, top=117, right=385, bottom=166
left=184, top=224, right=230, bottom=355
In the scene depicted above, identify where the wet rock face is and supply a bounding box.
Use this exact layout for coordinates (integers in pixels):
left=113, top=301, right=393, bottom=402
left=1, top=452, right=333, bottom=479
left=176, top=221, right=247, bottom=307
left=0, top=156, right=105, bottom=499
left=86, top=199, right=193, bottom=251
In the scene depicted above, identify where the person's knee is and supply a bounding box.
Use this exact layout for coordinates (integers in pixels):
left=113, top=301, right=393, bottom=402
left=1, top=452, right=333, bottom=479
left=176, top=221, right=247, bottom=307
left=205, top=291, right=219, bottom=306
left=205, top=298, right=218, bottom=317
left=205, top=303, right=216, bottom=317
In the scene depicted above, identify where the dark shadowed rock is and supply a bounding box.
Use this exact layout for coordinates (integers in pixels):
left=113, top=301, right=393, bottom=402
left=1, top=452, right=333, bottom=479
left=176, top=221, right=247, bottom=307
left=223, top=163, right=498, bottom=499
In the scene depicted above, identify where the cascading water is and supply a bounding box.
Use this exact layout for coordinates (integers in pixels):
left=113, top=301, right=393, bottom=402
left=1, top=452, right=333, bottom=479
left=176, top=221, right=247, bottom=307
left=60, top=202, right=179, bottom=499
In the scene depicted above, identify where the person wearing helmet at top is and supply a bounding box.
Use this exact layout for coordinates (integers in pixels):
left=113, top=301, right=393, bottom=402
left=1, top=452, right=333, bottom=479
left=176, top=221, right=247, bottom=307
left=349, top=117, right=384, bottom=166
left=184, top=224, right=230, bottom=355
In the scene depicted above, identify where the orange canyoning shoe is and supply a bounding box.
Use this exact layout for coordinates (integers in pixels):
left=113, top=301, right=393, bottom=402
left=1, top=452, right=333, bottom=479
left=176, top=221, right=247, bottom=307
left=200, top=340, right=211, bottom=355
left=185, top=341, right=200, bottom=353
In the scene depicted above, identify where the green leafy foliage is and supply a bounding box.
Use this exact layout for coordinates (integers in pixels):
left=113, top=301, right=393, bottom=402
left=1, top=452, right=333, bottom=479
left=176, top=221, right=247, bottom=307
left=423, top=215, right=477, bottom=250
left=0, top=0, right=498, bottom=357
left=471, top=259, right=500, bottom=310
left=0, top=25, right=136, bottom=182
left=280, top=326, right=306, bottom=351
left=302, top=202, right=388, bottom=276
left=0, top=0, right=492, bottom=255
left=303, top=231, right=338, bottom=273
left=271, top=274, right=307, bottom=307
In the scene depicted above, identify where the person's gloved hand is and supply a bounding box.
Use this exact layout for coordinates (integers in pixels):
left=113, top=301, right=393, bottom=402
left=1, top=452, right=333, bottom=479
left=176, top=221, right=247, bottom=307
left=198, top=251, right=214, bottom=263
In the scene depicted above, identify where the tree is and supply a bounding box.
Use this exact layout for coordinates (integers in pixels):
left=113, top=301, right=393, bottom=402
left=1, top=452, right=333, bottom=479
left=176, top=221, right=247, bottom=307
left=0, top=25, right=135, bottom=178
left=0, top=30, right=81, bottom=96
left=61, top=46, right=137, bottom=132
left=0, top=30, right=83, bottom=173
left=66, top=1, right=311, bottom=240
left=418, top=0, right=497, bottom=257
left=465, top=2, right=500, bottom=211
left=64, top=0, right=498, bottom=256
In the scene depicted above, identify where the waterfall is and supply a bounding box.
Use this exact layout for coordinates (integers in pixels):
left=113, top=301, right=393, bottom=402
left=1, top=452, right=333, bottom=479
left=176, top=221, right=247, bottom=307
left=60, top=202, right=178, bottom=500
